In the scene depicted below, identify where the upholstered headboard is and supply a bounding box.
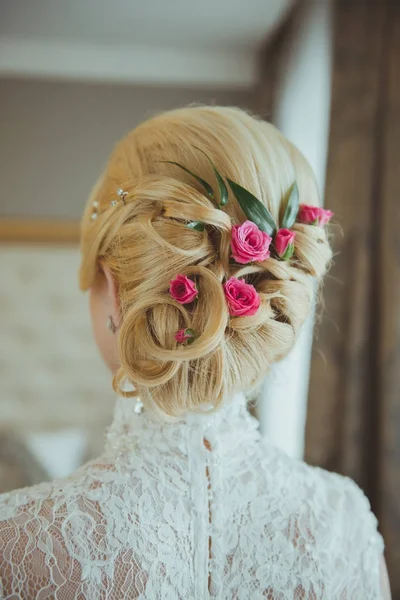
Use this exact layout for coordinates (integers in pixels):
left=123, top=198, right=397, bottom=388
left=0, top=244, right=114, bottom=432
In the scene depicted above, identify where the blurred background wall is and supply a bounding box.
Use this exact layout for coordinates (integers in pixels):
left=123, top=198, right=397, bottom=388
left=0, top=80, right=256, bottom=220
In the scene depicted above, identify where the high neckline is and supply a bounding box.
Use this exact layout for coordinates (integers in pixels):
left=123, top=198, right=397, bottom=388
left=104, top=391, right=260, bottom=456
left=114, top=390, right=248, bottom=425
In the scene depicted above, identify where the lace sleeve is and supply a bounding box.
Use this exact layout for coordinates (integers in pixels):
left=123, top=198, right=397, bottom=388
left=0, top=468, right=145, bottom=599
left=0, top=489, right=80, bottom=599
left=334, top=476, right=385, bottom=599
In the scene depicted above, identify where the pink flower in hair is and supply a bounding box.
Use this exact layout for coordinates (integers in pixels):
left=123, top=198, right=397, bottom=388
left=298, top=205, right=333, bottom=226
left=223, top=277, right=260, bottom=317
left=231, top=220, right=272, bottom=264
left=297, top=205, right=319, bottom=225
left=317, top=208, right=334, bottom=226
left=169, top=275, right=198, bottom=304
left=175, top=328, right=197, bottom=344
left=275, top=228, right=296, bottom=260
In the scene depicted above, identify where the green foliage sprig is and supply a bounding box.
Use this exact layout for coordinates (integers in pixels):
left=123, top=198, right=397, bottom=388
left=162, top=148, right=299, bottom=235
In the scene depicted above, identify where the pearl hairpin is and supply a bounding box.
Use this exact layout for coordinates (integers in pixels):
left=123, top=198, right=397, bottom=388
left=117, top=188, right=128, bottom=202
left=109, top=188, right=128, bottom=208
left=91, top=200, right=99, bottom=220
left=90, top=188, right=128, bottom=221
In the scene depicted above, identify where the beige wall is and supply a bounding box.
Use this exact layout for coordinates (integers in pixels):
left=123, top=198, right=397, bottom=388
left=0, top=78, right=256, bottom=220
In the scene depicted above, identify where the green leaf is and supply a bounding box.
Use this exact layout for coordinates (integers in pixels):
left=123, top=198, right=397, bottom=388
left=186, top=221, right=205, bottom=231
left=281, top=243, right=295, bottom=261
left=161, top=161, right=214, bottom=200
left=185, top=328, right=197, bottom=337
left=185, top=328, right=197, bottom=344
left=226, top=179, right=277, bottom=235
left=193, top=146, right=228, bottom=207
left=281, top=181, right=300, bottom=229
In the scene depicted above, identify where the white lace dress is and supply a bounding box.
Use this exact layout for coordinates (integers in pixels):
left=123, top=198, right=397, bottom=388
left=0, top=392, right=384, bottom=599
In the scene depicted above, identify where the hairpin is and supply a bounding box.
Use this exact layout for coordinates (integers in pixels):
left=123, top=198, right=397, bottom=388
left=91, top=200, right=99, bottom=221
left=110, top=188, right=128, bottom=207
left=90, top=188, right=128, bottom=220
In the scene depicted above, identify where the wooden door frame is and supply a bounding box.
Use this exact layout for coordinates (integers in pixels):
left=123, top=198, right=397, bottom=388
left=0, top=219, right=80, bottom=244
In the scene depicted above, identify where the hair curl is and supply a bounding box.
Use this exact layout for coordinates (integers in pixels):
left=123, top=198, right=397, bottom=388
left=80, top=106, right=332, bottom=416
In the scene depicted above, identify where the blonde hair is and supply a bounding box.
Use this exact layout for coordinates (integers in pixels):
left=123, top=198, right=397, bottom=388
left=80, top=106, right=332, bottom=416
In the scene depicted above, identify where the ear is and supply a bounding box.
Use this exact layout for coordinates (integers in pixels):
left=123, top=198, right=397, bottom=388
left=101, top=262, right=120, bottom=327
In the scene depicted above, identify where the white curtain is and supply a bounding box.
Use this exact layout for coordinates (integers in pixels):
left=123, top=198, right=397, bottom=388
left=258, top=0, right=332, bottom=459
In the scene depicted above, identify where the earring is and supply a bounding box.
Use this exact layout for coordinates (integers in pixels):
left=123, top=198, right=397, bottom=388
left=107, top=316, right=117, bottom=334
left=134, top=398, right=144, bottom=414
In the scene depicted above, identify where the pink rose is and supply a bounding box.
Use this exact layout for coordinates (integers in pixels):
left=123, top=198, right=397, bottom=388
left=275, top=228, right=296, bottom=260
left=175, top=328, right=196, bottom=344
left=298, top=205, right=333, bottom=226
left=223, top=277, right=260, bottom=316
left=297, top=205, right=319, bottom=224
left=231, top=220, right=272, bottom=264
left=169, top=275, right=198, bottom=304
left=318, top=208, right=334, bottom=226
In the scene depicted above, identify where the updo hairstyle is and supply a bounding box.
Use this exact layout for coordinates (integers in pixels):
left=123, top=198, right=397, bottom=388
left=80, top=106, right=332, bottom=416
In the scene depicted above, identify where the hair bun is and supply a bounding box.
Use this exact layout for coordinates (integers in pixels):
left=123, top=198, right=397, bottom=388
left=80, top=106, right=332, bottom=416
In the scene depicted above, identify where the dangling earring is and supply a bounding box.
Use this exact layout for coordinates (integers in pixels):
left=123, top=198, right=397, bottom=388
left=107, top=316, right=117, bottom=334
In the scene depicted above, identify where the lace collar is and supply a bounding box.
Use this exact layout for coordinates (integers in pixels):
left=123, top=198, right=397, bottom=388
left=104, top=391, right=260, bottom=455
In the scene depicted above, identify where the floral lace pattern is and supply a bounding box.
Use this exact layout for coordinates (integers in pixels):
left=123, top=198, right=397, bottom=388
left=0, top=392, right=384, bottom=599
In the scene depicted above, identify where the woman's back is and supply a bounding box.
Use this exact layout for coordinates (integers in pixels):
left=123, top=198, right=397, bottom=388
left=0, top=105, right=390, bottom=598
left=0, top=392, right=383, bottom=599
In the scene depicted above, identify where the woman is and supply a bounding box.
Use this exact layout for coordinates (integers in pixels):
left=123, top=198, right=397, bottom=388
left=0, top=106, right=390, bottom=599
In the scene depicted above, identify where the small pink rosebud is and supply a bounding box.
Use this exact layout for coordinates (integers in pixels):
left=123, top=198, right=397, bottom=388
left=275, top=228, right=296, bottom=260
left=298, top=204, right=333, bottom=226
left=175, top=328, right=197, bottom=344
left=297, top=205, right=319, bottom=225
left=231, top=220, right=272, bottom=264
left=317, top=208, right=334, bottom=226
left=223, top=277, right=260, bottom=317
left=169, top=275, right=198, bottom=304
